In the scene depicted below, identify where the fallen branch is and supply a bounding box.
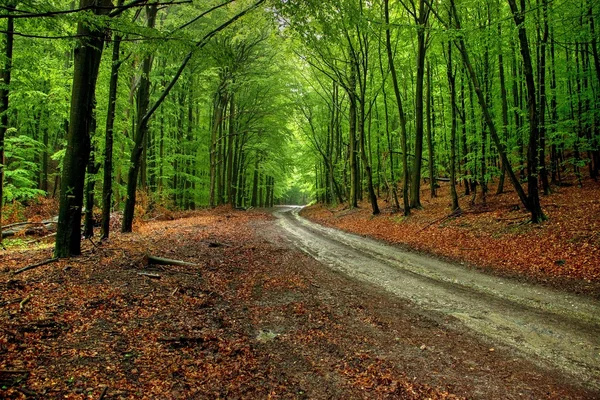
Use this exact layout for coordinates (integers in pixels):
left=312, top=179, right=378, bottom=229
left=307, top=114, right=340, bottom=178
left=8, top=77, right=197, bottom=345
left=137, top=272, right=161, bottom=279
left=98, top=386, right=108, bottom=400
left=419, top=208, right=463, bottom=232
left=148, top=255, right=198, bottom=267
left=13, top=258, right=58, bottom=275
left=496, top=215, right=529, bottom=221
left=15, top=387, right=38, bottom=397
left=1, top=220, right=57, bottom=238
left=25, top=232, right=57, bottom=245
left=0, top=298, right=23, bottom=307
left=19, top=294, right=32, bottom=312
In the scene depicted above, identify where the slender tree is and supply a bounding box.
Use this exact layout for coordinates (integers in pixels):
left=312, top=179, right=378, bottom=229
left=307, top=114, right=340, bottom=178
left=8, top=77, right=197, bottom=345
left=384, top=0, right=410, bottom=215
left=0, top=2, right=15, bottom=244
left=506, top=0, right=546, bottom=222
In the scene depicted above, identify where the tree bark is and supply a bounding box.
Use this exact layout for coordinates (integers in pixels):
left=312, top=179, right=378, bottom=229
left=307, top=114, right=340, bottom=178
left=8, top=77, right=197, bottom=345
left=100, top=17, right=123, bottom=240
left=384, top=0, right=410, bottom=215
left=0, top=2, right=14, bottom=245
left=55, top=0, right=110, bottom=257
left=410, top=0, right=429, bottom=209
left=347, top=62, right=358, bottom=208
left=251, top=156, right=259, bottom=207
left=449, top=0, right=530, bottom=213
left=122, top=4, right=157, bottom=233
left=446, top=25, right=459, bottom=211
left=538, top=0, right=550, bottom=194
left=506, top=0, right=547, bottom=222
left=426, top=60, right=436, bottom=198
left=497, top=18, right=509, bottom=195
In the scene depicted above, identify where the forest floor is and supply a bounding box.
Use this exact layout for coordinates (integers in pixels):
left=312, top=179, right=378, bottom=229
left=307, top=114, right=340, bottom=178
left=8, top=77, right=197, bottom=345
left=302, top=178, right=600, bottom=296
left=0, top=180, right=598, bottom=399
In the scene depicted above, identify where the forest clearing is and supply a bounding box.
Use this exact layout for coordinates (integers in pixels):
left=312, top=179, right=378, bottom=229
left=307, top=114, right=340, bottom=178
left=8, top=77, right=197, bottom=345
left=2, top=0, right=600, bottom=398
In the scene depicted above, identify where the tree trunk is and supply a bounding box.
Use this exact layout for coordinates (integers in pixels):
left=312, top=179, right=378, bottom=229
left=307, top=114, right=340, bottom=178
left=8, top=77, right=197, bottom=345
left=55, top=0, right=110, bottom=257
left=122, top=4, right=158, bottom=232
left=549, top=27, right=560, bottom=185
left=450, top=0, right=530, bottom=214
left=251, top=156, right=259, bottom=207
left=359, top=84, right=380, bottom=215
left=83, top=137, right=100, bottom=239
left=538, top=0, right=550, bottom=194
left=226, top=92, right=235, bottom=203
left=426, top=60, right=436, bottom=198
left=348, top=63, right=358, bottom=208
left=506, top=0, right=547, bottom=222
left=0, top=3, right=15, bottom=245
left=384, top=0, right=410, bottom=216
left=100, top=21, right=123, bottom=240
left=446, top=26, right=459, bottom=211
left=497, top=19, right=509, bottom=195
left=410, top=0, right=429, bottom=209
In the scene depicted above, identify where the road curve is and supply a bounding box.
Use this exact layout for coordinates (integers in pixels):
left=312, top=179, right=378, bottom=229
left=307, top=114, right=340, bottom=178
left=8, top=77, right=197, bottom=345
left=274, top=206, right=600, bottom=390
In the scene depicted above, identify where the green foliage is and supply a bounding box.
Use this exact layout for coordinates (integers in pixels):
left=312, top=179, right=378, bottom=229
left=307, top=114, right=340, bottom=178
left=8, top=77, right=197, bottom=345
left=3, top=135, right=46, bottom=201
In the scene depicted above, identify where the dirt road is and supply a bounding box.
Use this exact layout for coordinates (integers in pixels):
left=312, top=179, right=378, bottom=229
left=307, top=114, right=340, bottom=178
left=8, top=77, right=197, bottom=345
left=275, top=206, right=600, bottom=391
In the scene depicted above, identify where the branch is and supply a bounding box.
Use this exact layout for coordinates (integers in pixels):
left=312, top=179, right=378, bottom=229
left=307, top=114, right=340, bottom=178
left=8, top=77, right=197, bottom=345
left=140, top=0, right=265, bottom=127
left=169, top=0, right=235, bottom=35
left=13, top=258, right=59, bottom=275
left=0, top=1, right=190, bottom=19
left=148, top=255, right=198, bottom=267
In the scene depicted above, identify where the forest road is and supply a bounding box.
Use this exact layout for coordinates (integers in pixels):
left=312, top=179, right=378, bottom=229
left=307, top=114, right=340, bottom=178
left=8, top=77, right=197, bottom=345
left=274, top=206, right=600, bottom=391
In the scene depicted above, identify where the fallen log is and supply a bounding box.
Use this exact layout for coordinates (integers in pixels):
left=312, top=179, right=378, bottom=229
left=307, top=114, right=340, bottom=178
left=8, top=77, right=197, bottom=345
left=1, top=219, right=58, bottom=238
left=148, top=255, right=198, bottom=267
left=13, top=258, right=59, bottom=275
left=25, top=232, right=57, bottom=245
left=419, top=208, right=463, bottom=232
left=137, top=272, right=161, bottom=279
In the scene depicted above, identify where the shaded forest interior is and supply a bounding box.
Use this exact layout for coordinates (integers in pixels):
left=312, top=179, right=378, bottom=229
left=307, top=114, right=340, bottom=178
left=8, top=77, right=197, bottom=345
left=0, top=0, right=599, bottom=256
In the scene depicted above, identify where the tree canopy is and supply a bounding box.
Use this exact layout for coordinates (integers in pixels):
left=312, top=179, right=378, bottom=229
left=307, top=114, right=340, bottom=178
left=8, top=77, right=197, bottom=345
left=1, top=0, right=598, bottom=255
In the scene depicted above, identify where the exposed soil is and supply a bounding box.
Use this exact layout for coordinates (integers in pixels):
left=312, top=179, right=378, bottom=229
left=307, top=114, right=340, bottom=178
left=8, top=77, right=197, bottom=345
left=0, top=207, right=598, bottom=399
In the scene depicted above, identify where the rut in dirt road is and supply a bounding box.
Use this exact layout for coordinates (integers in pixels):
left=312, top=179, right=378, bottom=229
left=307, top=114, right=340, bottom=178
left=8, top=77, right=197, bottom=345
left=275, top=206, right=600, bottom=391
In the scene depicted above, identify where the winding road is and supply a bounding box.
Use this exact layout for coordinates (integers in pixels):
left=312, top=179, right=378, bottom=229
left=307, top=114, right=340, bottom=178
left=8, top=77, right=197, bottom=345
left=274, top=206, right=600, bottom=391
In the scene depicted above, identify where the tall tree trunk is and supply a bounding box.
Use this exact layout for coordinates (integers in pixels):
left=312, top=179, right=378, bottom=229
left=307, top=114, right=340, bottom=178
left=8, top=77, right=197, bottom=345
left=251, top=156, right=259, bottom=207
left=185, top=82, right=194, bottom=209
left=446, top=26, right=459, bottom=211
left=83, top=133, right=100, bottom=238
left=588, top=2, right=600, bottom=178
left=348, top=63, right=358, bottom=208
left=359, top=88, right=380, bottom=215
left=410, top=0, right=429, bottom=209
left=226, top=92, right=235, bottom=203
left=549, top=28, right=560, bottom=185
left=538, top=0, right=550, bottom=194
left=506, top=0, right=547, bottom=222
left=450, top=0, right=530, bottom=214
left=426, top=60, right=437, bottom=198
left=122, top=4, right=158, bottom=232
left=497, top=18, right=509, bottom=195
left=384, top=0, right=410, bottom=215
left=0, top=3, right=15, bottom=245
left=100, top=23, right=123, bottom=240
left=41, top=112, right=49, bottom=193
left=55, top=0, right=110, bottom=257
left=460, top=70, right=470, bottom=196
left=209, top=90, right=222, bottom=207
